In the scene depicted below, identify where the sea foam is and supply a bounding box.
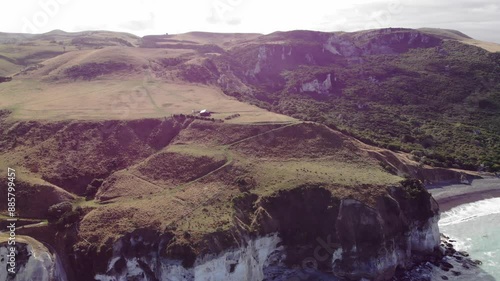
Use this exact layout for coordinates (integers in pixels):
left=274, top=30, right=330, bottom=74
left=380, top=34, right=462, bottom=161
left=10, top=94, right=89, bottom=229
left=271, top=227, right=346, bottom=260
left=439, top=197, right=500, bottom=280
left=439, top=197, right=500, bottom=227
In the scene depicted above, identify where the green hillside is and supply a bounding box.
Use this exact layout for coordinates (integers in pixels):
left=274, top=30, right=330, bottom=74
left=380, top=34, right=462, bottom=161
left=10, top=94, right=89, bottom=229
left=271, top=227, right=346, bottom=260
left=218, top=29, right=500, bottom=171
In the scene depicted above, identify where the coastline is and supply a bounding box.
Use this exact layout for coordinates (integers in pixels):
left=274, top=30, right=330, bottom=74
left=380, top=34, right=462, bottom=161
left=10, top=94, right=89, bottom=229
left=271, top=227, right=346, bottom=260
left=427, top=177, right=500, bottom=212
left=432, top=177, right=500, bottom=281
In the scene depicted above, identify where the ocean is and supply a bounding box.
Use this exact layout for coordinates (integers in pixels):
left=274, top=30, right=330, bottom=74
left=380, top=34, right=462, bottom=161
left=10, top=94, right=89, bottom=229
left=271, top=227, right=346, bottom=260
left=439, top=197, right=500, bottom=280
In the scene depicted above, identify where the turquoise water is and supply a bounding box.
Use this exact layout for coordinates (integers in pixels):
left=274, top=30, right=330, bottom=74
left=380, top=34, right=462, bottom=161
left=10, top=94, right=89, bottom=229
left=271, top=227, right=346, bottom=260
left=439, top=197, right=500, bottom=280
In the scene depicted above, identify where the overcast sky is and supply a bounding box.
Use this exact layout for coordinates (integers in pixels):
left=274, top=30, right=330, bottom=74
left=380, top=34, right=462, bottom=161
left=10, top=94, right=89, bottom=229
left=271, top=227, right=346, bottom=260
left=1, top=0, right=499, bottom=43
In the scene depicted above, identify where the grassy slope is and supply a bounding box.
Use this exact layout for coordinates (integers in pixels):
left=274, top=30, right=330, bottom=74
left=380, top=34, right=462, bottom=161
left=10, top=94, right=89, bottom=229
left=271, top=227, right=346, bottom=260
left=0, top=30, right=138, bottom=77
left=0, top=30, right=294, bottom=123
left=76, top=121, right=405, bottom=249
left=418, top=27, right=500, bottom=52
left=0, top=77, right=294, bottom=122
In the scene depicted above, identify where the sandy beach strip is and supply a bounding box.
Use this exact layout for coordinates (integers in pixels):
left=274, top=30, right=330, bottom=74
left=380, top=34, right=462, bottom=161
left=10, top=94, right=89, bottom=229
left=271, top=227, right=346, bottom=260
left=427, top=177, right=500, bottom=212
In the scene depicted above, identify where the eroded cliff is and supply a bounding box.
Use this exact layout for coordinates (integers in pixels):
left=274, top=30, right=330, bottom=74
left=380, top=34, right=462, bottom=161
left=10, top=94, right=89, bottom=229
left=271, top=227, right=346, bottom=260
left=0, top=112, right=478, bottom=281
left=0, top=237, right=67, bottom=281
left=90, top=180, right=441, bottom=281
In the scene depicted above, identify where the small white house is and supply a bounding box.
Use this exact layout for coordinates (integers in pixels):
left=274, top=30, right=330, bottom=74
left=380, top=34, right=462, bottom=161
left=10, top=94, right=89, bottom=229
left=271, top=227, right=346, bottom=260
left=199, top=109, right=211, bottom=117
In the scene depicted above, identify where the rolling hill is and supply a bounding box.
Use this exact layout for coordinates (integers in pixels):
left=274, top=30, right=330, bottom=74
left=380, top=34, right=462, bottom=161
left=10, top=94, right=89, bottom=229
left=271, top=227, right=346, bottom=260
left=1, top=27, right=498, bottom=171
left=0, top=27, right=499, bottom=280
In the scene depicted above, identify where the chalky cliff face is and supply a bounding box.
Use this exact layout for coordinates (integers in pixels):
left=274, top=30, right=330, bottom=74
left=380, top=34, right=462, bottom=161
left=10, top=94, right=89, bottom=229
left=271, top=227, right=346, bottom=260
left=94, top=234, right=282, bottom=281
left=92, top=181, right=440, bottom=281
left=0, top=240, right=67, bottom=281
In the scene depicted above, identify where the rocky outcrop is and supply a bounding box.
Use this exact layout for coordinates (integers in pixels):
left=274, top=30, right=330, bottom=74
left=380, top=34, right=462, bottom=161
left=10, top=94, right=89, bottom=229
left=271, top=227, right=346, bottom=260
left=94, top=233, right=282, bottom=281
left=300, top=73, right=332, bottom=94
left=222, top=29, right=444, bottom=98
left=392, top=234, right=494, bottom=281
left=323, top=34, right=360, bottom=57
left=0, top=239, right=67, bottom=281
left=90, top=180, right=441, bottom=281
left=333, top=184, right=440, bottom=280
left=359, top=29, right=442, bottom=55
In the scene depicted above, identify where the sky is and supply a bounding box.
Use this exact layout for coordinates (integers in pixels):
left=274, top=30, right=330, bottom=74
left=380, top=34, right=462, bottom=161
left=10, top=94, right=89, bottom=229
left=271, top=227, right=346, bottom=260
left=1, top=0, right=499, bottom=43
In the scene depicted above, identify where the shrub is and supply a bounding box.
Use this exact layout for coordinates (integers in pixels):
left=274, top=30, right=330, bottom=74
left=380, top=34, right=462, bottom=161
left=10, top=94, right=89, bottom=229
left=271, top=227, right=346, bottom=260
left=53, top=210, right=82, bottom=231
left=400, top=178, right=425, bottom=198
left=47, top=202, right=73, bottom=222
left=65, top=62, right=131, bottom=80
left=0, top=76, right=12, bottom=83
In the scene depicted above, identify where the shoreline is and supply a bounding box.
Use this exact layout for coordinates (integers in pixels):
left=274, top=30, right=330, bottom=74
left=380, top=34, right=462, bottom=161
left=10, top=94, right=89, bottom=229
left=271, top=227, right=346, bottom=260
left=427, top=177, right=500, bottom=212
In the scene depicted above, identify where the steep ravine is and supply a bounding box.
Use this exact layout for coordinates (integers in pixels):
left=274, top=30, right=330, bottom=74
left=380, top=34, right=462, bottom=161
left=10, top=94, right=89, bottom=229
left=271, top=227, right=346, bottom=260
left=0, top=113, right=191, bottom=196
left=88, top=180, right=442, bottom=281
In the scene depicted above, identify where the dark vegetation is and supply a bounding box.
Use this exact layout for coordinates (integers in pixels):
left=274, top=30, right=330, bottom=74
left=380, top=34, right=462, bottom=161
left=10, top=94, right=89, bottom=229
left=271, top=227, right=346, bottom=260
left=158, top=57, right=187, bottom=67
left=225, top=113, right=241, bottom=120
left=0, top=50, right=64, bottom=68
left=179, top=61, right=219, bottom=84
left=172, top=114, right=224, bottom=123
left=71, top=37, right=134, bottom=47
left=18, top=51, right=66, bottom=65
left=140, top=35, right=224, bottom=53
left=65, top=62, right=132, bottom=80
left=0, top=76, right=12, bottom=83
left=0, top=117, right=186, bottom=195
left=85, top=178, right=104, bottom=200
left=47, top=202, right=83, bottom=231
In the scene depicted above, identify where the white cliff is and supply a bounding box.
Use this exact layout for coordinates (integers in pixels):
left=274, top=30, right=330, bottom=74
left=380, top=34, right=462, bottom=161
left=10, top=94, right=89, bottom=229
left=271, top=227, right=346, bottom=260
left=253, top=46, right=268, bottom=75
left=93, top=182, right=442, bottom=281
left=0, top=237, right=67, bottom=281
left=409, top=215, right=441, bottom=253
left=300, top=74, right=332, bottom=94
left=332, top=193, right=441, bottom=281
left=323, top=35, right=360, bottom=57
left=95, top=234, right=282, bottom=281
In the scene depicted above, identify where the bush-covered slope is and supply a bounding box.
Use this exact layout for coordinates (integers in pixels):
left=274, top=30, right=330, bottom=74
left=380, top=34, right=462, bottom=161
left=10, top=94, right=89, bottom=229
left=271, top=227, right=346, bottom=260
left=216, top=29, right=500, bottom=171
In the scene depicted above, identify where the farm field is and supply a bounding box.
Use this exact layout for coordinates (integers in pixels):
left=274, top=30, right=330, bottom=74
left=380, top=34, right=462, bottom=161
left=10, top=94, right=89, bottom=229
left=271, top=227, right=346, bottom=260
left=0, top=78, right=295, bottom=122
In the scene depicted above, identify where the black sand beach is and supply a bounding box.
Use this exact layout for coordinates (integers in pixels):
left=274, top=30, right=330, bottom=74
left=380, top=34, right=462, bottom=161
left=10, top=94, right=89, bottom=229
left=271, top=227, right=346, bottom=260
left=428, top=177, right=500, bottom=212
